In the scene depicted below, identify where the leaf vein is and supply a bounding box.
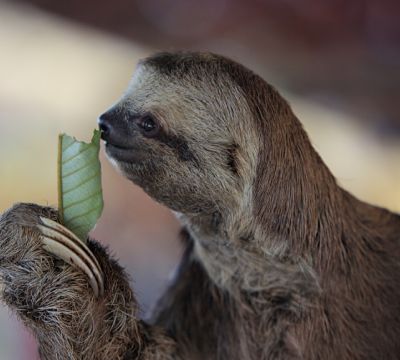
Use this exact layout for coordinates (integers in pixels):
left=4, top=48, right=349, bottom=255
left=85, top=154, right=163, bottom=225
left=67, top=204, right=103, bottom=224
left=62, top=145, right=93, bottom=164
left=62, top=139, right=76, bottom=152
left=62, top=156, right=97, bottom=178
left=63, top=170, right=101, bottom=195
left=63, top=189, right=102, bottom=211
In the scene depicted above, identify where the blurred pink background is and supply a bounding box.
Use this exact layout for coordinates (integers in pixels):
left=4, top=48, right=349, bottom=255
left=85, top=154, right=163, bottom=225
left=0, top=0, right=399, bottom=358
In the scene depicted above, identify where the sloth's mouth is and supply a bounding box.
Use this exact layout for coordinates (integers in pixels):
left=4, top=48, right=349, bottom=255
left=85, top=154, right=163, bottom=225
left=105, top=142, right=145, bottom=163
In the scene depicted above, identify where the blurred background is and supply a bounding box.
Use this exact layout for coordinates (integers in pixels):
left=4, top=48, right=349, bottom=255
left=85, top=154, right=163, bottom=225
left=0, top=0, right=399, bottom=358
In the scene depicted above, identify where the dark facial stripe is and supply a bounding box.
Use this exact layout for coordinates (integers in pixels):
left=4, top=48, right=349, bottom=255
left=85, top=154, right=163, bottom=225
left=158, top=131, right=197, bottom=163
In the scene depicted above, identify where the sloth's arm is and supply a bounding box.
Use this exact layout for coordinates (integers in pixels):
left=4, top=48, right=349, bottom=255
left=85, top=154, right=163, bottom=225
left=0, top=203, right=180, bottom=360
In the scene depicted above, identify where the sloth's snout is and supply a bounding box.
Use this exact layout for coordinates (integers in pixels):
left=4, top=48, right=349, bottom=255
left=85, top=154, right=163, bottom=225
left=98, top=113, right=113, bottom=142
left=97, top=110, right=141, bottom=163
left=97, top=110, right=131, bottom=147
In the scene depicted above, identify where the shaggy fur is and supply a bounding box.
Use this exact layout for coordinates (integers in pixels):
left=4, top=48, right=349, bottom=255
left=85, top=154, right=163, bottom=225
left=0, top=52, right=399, bottom=359
left=0, top=204, right=176, bottom=359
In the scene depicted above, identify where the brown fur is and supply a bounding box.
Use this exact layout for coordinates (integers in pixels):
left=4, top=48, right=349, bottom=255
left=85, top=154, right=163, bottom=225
left=0, top=204, right=176, bottom=359
left=1, top=52, right=399, bottom=359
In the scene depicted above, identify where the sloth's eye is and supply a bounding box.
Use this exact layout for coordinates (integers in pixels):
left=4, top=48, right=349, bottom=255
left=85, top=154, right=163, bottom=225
left=138, top=115, right=159, bottom=137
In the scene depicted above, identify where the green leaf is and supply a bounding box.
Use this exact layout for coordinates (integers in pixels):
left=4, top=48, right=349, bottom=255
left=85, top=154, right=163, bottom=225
left=58, top=129, right=103, bottom=242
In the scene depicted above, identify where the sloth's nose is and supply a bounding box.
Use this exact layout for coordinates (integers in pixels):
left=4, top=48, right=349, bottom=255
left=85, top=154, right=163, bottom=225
left=98, top=113, right=112, bottom=141
left=97, top=110, right=135, bottom=149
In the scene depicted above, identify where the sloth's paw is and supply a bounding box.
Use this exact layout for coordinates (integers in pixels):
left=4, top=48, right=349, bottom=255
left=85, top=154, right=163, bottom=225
left=0, top=203, right=103, bottom=303
left=38, top=216, right=104, bottom=297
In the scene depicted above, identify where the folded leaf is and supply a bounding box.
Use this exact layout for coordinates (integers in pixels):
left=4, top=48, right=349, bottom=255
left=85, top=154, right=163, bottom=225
left=58, top=130, right=103, bottom=242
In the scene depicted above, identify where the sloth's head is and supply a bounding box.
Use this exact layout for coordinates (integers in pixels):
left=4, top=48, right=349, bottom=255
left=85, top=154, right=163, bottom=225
left=98, top=52, right=307, bottom=218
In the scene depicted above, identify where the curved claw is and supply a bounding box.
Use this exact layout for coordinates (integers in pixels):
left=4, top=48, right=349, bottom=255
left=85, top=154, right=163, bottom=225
left=37, top=217, right=104, bottom=298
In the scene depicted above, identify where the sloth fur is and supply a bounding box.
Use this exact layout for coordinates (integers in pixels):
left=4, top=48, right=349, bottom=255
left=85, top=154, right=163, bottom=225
left=0, top=52, right=399, bottom=360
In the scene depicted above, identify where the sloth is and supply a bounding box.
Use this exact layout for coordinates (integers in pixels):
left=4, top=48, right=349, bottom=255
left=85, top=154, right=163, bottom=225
left=0, top=52, right=399, bottom=360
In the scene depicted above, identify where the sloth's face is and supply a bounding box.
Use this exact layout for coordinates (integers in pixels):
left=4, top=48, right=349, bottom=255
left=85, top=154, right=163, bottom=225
left=99, top=60, right=256, bottom=215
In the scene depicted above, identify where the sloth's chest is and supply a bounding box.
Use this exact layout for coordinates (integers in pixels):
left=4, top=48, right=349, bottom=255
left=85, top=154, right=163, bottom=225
left=193, top=235, right=238, bottom=287
left=192, top=233, right=272, bottom=293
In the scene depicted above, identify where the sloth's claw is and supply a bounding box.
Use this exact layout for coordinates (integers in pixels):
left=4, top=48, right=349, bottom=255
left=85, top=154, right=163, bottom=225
left=37, top=217, right=104, bottom=298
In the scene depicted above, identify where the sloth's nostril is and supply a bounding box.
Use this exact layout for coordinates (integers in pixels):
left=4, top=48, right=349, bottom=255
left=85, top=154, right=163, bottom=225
left=98, top=114, right=111, bottom=140
left=99, top=122, right=109, bottom=135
